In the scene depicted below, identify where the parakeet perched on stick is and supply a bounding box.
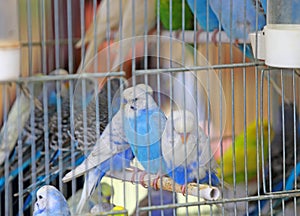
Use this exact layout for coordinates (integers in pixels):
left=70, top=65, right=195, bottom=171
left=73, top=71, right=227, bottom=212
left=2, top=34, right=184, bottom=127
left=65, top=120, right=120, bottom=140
left=123, top=84, right=167, bottom=181
left=162, top=110, right=220, bottom=193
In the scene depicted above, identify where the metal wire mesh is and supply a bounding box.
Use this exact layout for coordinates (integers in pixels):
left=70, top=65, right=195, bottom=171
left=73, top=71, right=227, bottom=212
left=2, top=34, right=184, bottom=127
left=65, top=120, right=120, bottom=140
left=0, top=0, right=299, bottom=216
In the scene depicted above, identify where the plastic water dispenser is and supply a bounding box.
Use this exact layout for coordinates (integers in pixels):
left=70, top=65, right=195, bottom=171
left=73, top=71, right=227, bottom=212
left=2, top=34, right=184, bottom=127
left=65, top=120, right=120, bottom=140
left=0, top=0, right=20, bottom=80
left=250, top=0, right=300, bottom=68
left=264, top=0, right=300, bottom=68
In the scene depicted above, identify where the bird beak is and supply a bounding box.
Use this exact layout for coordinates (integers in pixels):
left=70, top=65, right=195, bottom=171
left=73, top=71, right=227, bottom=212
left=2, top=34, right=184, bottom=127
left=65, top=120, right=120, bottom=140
left=62, top=80, right=69, bottom=89
left=180, top=133, right=190, bottom=144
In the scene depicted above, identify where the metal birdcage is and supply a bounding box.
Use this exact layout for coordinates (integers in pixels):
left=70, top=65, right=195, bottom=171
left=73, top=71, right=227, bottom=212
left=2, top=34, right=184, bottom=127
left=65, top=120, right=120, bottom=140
left=0, top=0, right=299, bottom=216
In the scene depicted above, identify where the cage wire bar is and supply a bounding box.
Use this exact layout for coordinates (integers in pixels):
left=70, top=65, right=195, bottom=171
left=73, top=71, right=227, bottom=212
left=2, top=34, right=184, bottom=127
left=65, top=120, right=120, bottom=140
left=0, top=0, right=300, bottom=216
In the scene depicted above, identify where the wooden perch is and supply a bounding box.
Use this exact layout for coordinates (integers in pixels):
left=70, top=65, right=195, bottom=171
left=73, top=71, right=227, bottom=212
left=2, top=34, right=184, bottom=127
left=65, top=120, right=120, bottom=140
left=106, top=168, right=220, bottom=201
left=159, top=30, right=250, bottom=44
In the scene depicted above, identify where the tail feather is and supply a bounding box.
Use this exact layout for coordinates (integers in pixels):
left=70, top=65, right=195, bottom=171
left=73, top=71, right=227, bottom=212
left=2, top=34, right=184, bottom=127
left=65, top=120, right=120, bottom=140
left=76, top=168, right=106, bottom=214
left=237, top=44, right=254, bottom=59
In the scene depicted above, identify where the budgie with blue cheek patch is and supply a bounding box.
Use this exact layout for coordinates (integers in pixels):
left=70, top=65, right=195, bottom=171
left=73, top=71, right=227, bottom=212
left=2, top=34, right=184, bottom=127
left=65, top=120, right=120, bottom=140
left=33, top=185, right=70, bottom=216
left=62, top=80, right=134, bottom=214
left=123, top=84, right=167, bottom=187
left=209, top=0, right=266, bottom=58
left=162, top=110, right=219, bottom=194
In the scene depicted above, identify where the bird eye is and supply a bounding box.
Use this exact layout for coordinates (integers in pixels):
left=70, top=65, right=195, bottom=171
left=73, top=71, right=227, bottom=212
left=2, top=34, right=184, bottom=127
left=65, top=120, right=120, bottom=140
left=38, top=195, right=43, bottom=199
left=132, top=98, right=138, bottom=102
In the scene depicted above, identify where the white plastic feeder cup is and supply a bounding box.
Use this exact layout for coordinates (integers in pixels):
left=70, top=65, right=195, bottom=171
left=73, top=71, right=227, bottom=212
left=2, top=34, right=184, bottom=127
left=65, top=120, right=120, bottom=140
left=264, top=24, right=300, bottom=68
left=0, top=41, right=21, bottom=80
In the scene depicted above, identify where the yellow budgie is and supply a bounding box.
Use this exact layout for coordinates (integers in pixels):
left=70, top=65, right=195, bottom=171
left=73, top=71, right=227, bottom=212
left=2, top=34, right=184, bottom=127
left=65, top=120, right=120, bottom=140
left=217, top=120, right=274, bottom=184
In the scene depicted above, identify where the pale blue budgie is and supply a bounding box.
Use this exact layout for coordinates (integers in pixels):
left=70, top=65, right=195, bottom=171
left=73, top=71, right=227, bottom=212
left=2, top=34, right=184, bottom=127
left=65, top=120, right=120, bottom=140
left=209, top=0, right=266, bottom=58
left=33, top=185, right=70, bottom=216
left=162, top=110, right=219, bottom=194
left=123, top=84, right=167, bottom=183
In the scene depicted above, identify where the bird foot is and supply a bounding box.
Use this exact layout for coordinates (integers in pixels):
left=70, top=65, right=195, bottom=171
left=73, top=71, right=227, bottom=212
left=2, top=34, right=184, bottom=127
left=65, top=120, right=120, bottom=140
left=130, top=167, right=141, bottom=184
left=130, top=168, right=148, bottom=188
left=139, top=171, right=148, bottom=188
left=181, top=184, right=187, bottom=196
left=234, top=39, right=240, bottom=46
left=196, top=29, right=204, bottom=41
left=174, top=30, right=181, bottom=39
left=152, top=175, right=161, bottom=190
left=211, top=29, right=219, bottom=45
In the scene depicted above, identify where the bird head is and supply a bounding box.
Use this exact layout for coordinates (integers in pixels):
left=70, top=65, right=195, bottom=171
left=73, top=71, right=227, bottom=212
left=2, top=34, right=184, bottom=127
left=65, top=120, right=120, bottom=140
left=123, top=84, right=156, bottom=118
left=100, top=182, right=114, bottom=203
left=33, top=185, right=69, bottom=215
left=34, top=185, right=55, bottom=214
left=173, top=110, right=195, bottom=144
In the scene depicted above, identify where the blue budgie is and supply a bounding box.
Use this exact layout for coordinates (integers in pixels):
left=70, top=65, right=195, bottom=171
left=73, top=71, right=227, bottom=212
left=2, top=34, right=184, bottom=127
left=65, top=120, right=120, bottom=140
left=209, top=0, right=266, bottom=58
left=162, top=110, right=219, bottom=194
left=33, top=185, right=70, bottom=216
left=186, top=0, right=220, bottom=32
left=62, top=78, right=134, bottom=214
left=123, top=84, right=167, bottom=183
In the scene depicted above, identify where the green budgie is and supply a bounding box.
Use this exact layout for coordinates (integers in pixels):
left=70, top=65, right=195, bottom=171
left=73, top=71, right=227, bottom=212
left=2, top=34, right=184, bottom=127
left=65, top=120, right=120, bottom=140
left=217, top=120, right=274, bottom=184
left=158, top=0, right=194, bottom=30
